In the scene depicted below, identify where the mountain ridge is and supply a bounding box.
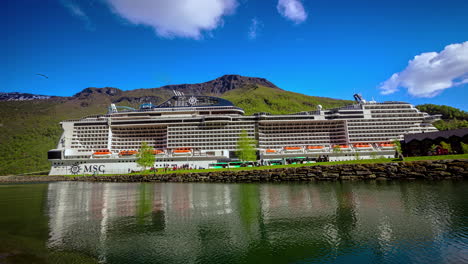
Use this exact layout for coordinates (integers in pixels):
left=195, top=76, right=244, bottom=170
left=1, top=74, right=281, bottom=102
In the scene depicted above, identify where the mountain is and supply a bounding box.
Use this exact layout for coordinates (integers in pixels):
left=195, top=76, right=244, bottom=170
left=0, top=92, right=58, bottom=101
left=0, top=75, right=348, bottom=175
left=130, top=74, right=280, bottom=97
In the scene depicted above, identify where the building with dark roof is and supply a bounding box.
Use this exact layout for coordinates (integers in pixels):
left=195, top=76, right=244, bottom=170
left=403, top=128, right=468, bottom=156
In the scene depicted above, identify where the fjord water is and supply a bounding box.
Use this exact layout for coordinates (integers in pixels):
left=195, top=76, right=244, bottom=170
left=1, top=181, right=467, bottom=264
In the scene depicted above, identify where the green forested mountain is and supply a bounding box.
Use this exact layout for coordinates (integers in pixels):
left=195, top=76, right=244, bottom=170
left=416, top=104, right=468, bottom=131
left=0, top=76, right=350, bottom=175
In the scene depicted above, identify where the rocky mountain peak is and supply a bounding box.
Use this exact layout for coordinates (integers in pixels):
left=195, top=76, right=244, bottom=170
left=73, top=87, right=123, bottom=98
left=160, top=74, right=281, bottom=95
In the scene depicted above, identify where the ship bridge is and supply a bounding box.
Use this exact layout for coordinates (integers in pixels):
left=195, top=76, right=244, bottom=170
left=155, top=95, right=236, bottom=108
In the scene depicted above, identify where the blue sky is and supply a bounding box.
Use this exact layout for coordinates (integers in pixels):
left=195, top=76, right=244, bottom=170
left=3, top=0, right=468, bottom=110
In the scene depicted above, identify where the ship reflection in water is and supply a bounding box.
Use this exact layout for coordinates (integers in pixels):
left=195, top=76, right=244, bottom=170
left=45, top=182, right=467, bottom=264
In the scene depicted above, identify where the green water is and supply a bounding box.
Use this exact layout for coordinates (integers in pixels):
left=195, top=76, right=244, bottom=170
left=0, top=181, right=467, bottom=264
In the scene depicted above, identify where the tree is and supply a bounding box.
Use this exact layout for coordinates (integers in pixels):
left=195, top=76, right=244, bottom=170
left=354, top=151, right=360, bottom=160
left=440, top=141, right=452, bottom=153
left=136, top=142, right=155, bottom=171
left=392, top=139, right=404, bottom=160
left=332, top=145, right=342, bottom=153
left=236, top=130, right=257, bottom=162
left=461, top=142, right=468, bottom=154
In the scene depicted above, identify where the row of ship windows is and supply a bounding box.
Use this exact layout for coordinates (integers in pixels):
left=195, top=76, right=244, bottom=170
left=259, top=130, right=343, bottom=134
left=72, top=142, right=107, bottom=145
left=113, top=127, right=167, bottom=130
left=259, top=136, right=344, bottom=140
left=259, top=137, right=346, bottom=144
left=348, top=129, right=410, bottom=133
left=347, top=130, right=411, bottom=134
left=259, top=124, right=343, bottom=127
left=73, top=129, right=108, bottom=132
left=349, top=136, right=398, bottom=142
left=259, top=129, right=344, bottom=133
left=168, top=131, right=254, bottom=135
left=171, top=122, right=253, bottom=126
left=364, top=105, right=412, bottom=109
left=167, top=139, right=246, bottom=143
left=166, top=133, right=254, bottom=137
left=347, top=121, right=417, bottom=124
left=112, top=146, right=165, bottom=149
left=371, top=114, right=423, bottom=118
left=366, top=117, right=424, bottom=121
left=112, top=132, right=167, bottom=135
left=347, top=125, right=413, bottom=128
left=370, top=110, right=418, bottom=114
left=72, top=134, right=107, bottom=138
left=111, top=138, right=160, bottom=141
left=74, top=127, right=107, bottom=130
left=169, top=127, right=254, bottom=131
left=259, top=143, right=345, bottom=148
left=75, top=147, right=107, bottom=151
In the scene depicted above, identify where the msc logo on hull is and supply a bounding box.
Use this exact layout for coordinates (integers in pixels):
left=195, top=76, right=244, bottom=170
left=69, top=163, right=106, bottom=175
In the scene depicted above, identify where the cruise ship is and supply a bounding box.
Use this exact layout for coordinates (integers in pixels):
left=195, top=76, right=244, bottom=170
left=48, top=93, right=440, bottom=175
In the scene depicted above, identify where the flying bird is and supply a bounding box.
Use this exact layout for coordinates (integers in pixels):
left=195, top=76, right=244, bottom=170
left=36, top=73, right=49, bottom=79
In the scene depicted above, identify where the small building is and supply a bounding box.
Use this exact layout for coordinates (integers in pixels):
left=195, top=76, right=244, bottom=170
left=403, top=128, right=468, bottom=156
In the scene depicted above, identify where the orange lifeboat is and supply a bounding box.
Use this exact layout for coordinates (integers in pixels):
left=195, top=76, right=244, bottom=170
left=265, top=149, right=277, bottom=153
left=151, top=149, right=164, bottom=155
left=93, top=149, right=112, bottom=158
left=283, top=146, right=302, bottom=152
left=334, top=145, right=351, bottom=151
left=353, top=143, right=373, bottom=150
left=173, top=148, right=192, bottom=156
left=379, top=142, right=395, bottom=149
left=306, top=146, right=324, bottom=152
left=119, top=150, right=138, bottom=156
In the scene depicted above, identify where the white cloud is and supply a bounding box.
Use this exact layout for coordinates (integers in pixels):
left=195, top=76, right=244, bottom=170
left=379, top=41, right=468, bottom=98
left=60, top=0, right=94, bottom=30
left=104, top=0, right=238, bottom=39
left=248, top=18, right=262, bottom=40
left=277, top=0, right=307, bottom=24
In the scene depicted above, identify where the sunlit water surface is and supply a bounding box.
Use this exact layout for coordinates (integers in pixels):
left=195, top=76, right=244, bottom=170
left=0, top=181, right=467, bottom=264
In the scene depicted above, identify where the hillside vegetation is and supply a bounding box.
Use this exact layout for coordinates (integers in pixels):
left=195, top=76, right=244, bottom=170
left=416, top=104, right=468, bottom=130
left=222, top=85, right=352, bottom=115
left=0, top=98, right=112, bottom=175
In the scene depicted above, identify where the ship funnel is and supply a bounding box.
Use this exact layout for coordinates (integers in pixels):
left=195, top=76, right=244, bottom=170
left=317, top=105, right=323, bottom=111
left=353, top=94, right=366, bottom=104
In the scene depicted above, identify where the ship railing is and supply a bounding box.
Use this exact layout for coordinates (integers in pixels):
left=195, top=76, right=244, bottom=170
left=115, top=106, right=244, bottom=113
